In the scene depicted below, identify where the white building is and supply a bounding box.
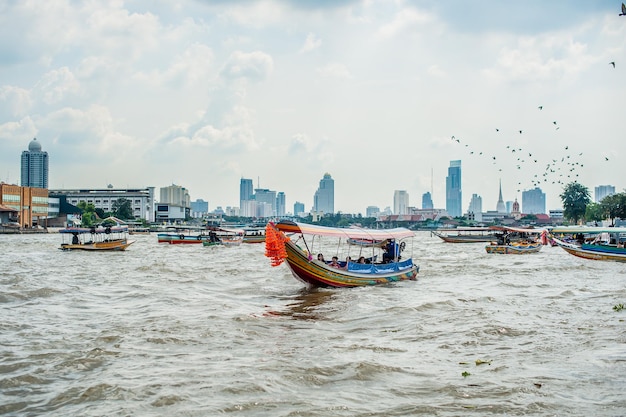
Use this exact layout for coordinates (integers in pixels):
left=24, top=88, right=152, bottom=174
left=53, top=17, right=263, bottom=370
left=394, top=190, right=409, bottom=215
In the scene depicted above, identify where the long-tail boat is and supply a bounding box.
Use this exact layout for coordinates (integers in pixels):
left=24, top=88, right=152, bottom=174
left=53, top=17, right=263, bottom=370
left=59, top=226, right=135, bottom=251
left=432, top=227, right=497, bottom=243
left=484, top=226, right=546, bottom=254
left=264, top=221, right=419, bottom=288
left=550, top=226, right=626, bottom=262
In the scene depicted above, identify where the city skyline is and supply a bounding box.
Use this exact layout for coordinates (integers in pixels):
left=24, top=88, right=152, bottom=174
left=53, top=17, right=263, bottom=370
left=0, top=2, right=623, bottom=214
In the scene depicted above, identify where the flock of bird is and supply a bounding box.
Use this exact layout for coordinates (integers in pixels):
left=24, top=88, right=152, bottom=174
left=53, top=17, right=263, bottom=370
left=448, top=3, right=622, bottom=197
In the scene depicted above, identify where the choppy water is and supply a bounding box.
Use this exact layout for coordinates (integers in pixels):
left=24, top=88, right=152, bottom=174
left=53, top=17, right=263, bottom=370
left=1, top=232, right=626, bottom=416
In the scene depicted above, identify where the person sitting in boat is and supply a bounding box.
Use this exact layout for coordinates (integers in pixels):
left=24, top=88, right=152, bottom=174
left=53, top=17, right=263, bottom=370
left=343, top=256, right=352, bottom=270
left=383, top=240, right=399, bottom=263
left=357, top=256, right=366, bottom=264
left=329, top=256, right=340, bottom=268
left=317, top=253, right=326, bottom=263
left=72, top=233, right=79, bottom=245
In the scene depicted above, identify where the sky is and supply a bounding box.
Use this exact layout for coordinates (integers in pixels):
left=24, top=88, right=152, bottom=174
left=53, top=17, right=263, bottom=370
left=0, top=0, right=624, bottom=215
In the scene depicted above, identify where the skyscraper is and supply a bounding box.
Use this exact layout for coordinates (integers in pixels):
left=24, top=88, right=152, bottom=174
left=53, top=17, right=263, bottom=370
left=467, top=193, right=483, bottom=221
left=446, top=160, right=462, bottom=218
left=239, top=178, right=254, bottom=217
left=21, top=138, right=49, bottom=188
left=313, top=173, right=334, bottom=214
left=276, top=191, right=286, bottom=217
left=393, top=190, right=409, bottom=215
left=293, top=201, right=305, bottom=217
left=522, top=187, right=546, bottom=214
left=422, top=192, right=433, bottom=209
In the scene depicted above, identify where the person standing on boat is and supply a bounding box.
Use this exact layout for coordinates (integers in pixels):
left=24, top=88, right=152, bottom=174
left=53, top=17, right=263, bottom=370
left=383, top=240, right=399, bottom=263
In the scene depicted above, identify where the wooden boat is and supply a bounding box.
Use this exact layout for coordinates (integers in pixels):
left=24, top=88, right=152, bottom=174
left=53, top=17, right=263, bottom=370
left=265, top=221, right=419, bottom=288
left=129, top=227, right=150, bottom=235
left=202, top=228, right=244, bottom=247
left=484, top=226, right=546, bottom=254
left=550, top=227, right=626, bottom=262
left=432, top=227, right=496, bottom=243
left=157, top=232, right=207, bottom=244
left=242, top=227, right=266, bottom=244
left=59, top=226, right=135, bottom=251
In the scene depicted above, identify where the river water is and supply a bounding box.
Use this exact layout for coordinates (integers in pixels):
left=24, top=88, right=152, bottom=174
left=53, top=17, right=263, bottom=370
left=1, top=232, right=625, bottom=416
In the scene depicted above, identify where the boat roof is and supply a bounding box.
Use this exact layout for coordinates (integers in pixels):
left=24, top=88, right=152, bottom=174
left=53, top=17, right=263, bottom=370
left=434, top=227, right=493, bottom=232
left=489, top=226, right=547, bottom=234
left=274, top=221, right=414, bottom=240
left=60, top=226, right=128, bottom=234
left=550, top=226, right=626, bottom=234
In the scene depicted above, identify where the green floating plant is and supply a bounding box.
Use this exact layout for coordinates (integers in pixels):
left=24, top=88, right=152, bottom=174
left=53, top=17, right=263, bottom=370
left=614, top=304, right=625, bottom=312
left=475, top=359, right=492, bottom=366
left=462, top=371, right=471, bottom=378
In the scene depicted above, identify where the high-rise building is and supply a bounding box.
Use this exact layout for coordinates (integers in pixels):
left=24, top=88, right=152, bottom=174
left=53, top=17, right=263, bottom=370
left=366, top=206, right=380, bottom=218
left=467, top=193, right=482, bottom=221
left=313, top=173, right=334, bottom=215
left=276, top=191, right=286, bottom=217
left=595, top=185, right=615, bottom=202
left=21, top=138, right=49, bottom=189
left=239, top=178, right=254, bottom=216
left=190, top=199, right=208, bottom=218
left=446, top=160, right=462, bottom=218
left=496, top=180, right=506, bottom=213
left=393, top=190, right=409, bottom=215
left=294, top=201, right=305, bottom=217
left=160, top=184, right=190, bottom=207
left=422, top=192, right=433, bottom=210
left=522, top=187, right=546, bottom=214
left=255, top=188, right=277, bottom=217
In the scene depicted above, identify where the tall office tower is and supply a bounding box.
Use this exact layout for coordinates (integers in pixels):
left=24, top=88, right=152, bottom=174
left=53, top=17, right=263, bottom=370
left=276, top=191, right=286, bottom=217
left=293, top=201, right=305, bottom=217
left=239, top=178, right=254, bottom=217
left=467, top=193, right=482, bottom=215
left=595, top=185, right=615, bottom=202
left=366, top=206, right=380, bottom=218
left=522, top=187, right=546, bottom=214
left=313, top=173, right=334, bottom=214
left=496, top=180, right=506, bottom=213
left=160, top=184, right=190, bottom=207
left=445, top=160, right=462, bottom=218
left=21, top=138, right=49, bottom=188
left=422, top=192, right=434, bottom=209
left=393, top=190, right=409, bottom=215
left=255, top=188, right=277, bottom=216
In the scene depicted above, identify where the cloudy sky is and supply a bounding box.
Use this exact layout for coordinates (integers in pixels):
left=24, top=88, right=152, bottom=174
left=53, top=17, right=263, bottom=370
left=1, top=0, right=624, bottom=215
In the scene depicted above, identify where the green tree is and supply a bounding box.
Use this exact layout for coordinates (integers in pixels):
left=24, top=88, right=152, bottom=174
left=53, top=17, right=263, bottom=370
left=76, top=201, right=96, bottom=227
left=600, top=193, right=626, bottom=226
left=584, top=202, right=605, bottom=224
left=112, top=198, right=134, bottom=220
left=560, top=182, right=591, bottom=225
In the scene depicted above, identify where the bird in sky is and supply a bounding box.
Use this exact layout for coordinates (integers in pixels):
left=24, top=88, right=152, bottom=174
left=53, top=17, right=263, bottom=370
left=620, top=2, right=626, bottom=16
left=605, top=157, right=609, bottom=161
left=519, top=130, right=523, bottom=134
left=610, top=61, right=616, bottom=68
left=538, top=106, right=543, bottom=110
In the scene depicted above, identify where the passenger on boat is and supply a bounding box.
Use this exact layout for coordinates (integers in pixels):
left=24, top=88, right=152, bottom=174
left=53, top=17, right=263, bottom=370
left=72, top=233, right=79, bottom=245
left=343, top=256, right=352, bottom=269
left=383, top=240, right=399, bottom=263
left=317, top=253, right=325, bottom=263
left=357, top=256, right=366, bottom=264
left=329, top=256, right=340, bottom=268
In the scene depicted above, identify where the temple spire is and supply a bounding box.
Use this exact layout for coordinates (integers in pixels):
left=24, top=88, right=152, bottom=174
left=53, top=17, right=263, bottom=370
left=496, top=179, right=506, bottom=213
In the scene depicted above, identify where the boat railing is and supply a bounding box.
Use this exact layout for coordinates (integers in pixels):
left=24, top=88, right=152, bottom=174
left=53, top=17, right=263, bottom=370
left=346, top=258, right=413, bottom=273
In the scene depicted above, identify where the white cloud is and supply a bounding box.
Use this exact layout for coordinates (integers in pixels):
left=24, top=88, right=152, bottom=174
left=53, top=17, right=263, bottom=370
left=299, top=33, right=322, bottom=53
left=220, top=51, right=274, bottom=82
left=316, top=62, right=351, bottom=79
left=0, top=86, right=33, bottom=118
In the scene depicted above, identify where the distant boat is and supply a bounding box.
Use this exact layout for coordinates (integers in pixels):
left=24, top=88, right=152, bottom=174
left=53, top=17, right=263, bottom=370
left=485, top=226, right=546, bottom=254
left=265, top=221, right=419, bottom=288
left=550, top=226, right=626, bottom=262
left=432, top=227, right=497, bottom=243
left=59, top=226, right=135, bottom=251
left=242, top=227, right=266, bottom=244
left=203, top=227, right=244, bottom=247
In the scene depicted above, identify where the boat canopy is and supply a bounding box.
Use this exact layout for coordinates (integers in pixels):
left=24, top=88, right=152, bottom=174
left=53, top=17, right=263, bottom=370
left=550, top=226, right=626, bottom=235
left=489, top=226, right=547, bottom=234
left=60, top=226, right=128, bottom=234
left=273, top=221, right=414, bottom=240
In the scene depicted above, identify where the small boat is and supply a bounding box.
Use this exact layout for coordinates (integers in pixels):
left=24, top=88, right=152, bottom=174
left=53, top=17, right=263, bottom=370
left=550, top=227, right=626, bottom=262
left=432, top=227, right=497, bottom=243
left=484, top=226, right=546, bottom=254
left=129, top=227, right=150, bottom=235
left=202, top=228, right=245, bottom=247
left=242, top=227, right=266, bottom=244
left=59, top=226, right=135, bottom=251
left=265, top=221, right=419, bottom=288
left=157, top=232, right=207, bottom=244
